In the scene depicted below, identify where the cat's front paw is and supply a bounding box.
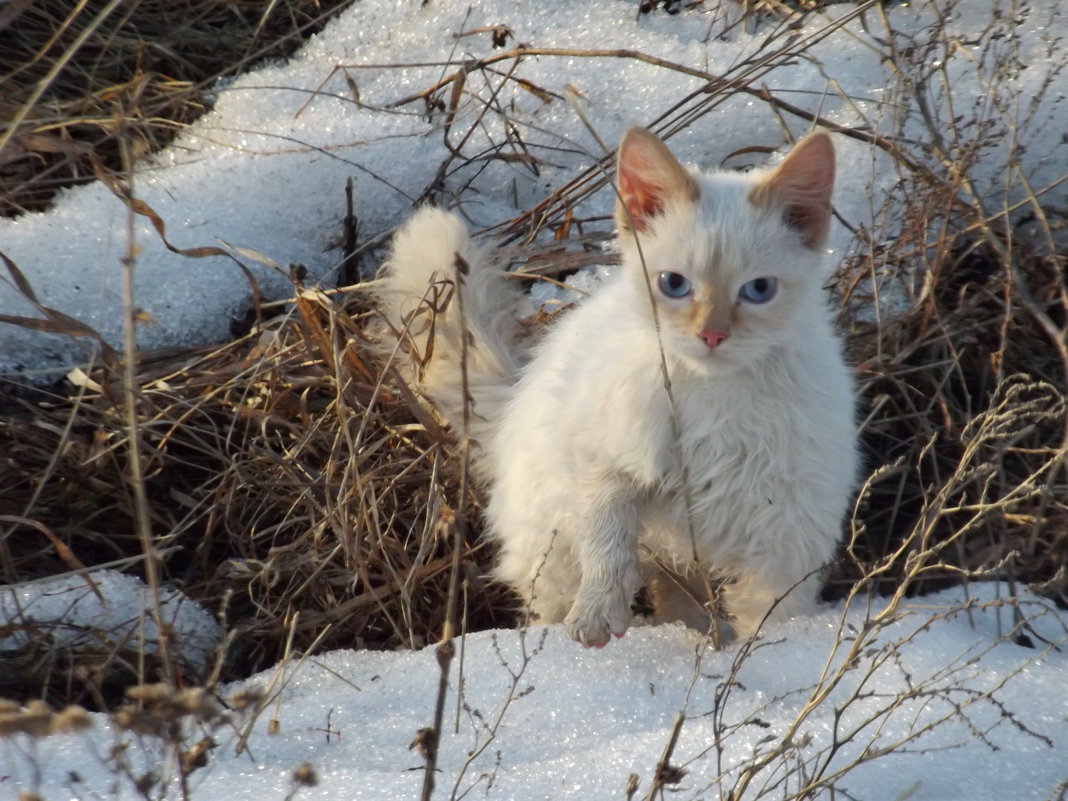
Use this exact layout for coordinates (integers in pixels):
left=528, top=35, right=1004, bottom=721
left=564, top=593, right=632, bottom=648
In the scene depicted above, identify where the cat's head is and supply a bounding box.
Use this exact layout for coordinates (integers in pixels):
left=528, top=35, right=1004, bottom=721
left=614, top=126, right=836, bottom=372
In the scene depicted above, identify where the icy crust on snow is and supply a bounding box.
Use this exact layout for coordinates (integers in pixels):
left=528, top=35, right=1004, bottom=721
left=5, top=583, right=1067, bottom=801
left=1, top=0, right=1064, bottom=375
left=0, top=569, right=222, bottom=673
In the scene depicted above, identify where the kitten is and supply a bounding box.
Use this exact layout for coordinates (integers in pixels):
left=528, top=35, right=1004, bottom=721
left=374, top=127, right=857, bottom=647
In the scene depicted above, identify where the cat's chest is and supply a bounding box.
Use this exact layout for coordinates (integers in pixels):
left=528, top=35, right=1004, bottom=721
left=659, top=372, right=799, bottom=492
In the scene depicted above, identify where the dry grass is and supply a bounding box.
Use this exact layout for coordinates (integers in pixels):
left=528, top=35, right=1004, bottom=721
left=0, top=282, right=518, bottom=706
left=839, top=239, right=1067, bottom=600
left=0, top=0, right=1065, bottom=724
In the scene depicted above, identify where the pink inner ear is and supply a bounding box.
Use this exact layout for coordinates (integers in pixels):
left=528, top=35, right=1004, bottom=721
left=615, top=127, right=698, bottom=232
left=618, top=167, right=664, bottom=228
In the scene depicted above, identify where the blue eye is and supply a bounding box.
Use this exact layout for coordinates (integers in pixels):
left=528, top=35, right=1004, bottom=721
left=657, top=271, right=692, bottom=298
left=739, top=277, right=778, bottom=304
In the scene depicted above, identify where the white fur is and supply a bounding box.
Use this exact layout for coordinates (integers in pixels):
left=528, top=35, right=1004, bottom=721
left=372, top=207, right=521, bottom=480
left=374, top=134, right=857, bottom=647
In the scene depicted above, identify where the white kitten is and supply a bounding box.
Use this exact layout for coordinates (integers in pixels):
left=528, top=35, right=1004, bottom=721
left=374, top=127, right=857, bottom=647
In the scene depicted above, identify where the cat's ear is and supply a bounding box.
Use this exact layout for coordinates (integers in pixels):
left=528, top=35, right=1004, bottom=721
left=615, top=127, right=699, bottom=233
left=749, top=132, right=835, bottom=250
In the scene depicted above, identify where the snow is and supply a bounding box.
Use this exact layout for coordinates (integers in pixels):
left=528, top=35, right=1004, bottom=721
left=3, top=581, right=1066, bottom=800
left=0, top=570, right=222, bottom=675
left=1, top=0, right=1064, bottom=376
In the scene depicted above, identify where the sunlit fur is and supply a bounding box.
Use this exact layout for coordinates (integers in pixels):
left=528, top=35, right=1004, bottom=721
left=374, top=128, right=857, bottom=647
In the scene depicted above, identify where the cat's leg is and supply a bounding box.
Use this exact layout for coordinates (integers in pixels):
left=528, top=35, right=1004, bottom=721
left=563, top=481, right=643, bottom=647
left=486, top=437, right=587, bottom=625
left=493, top=529, right=579, bottom=626
left=723, top=564, right=823, bottom=640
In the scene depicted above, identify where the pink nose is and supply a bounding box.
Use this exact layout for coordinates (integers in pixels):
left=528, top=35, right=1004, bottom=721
left=699, top=328, right=730, bottom=349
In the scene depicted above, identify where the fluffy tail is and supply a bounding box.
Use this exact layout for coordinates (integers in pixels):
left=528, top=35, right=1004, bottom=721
left=372, top=207, right=523, bottom=463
